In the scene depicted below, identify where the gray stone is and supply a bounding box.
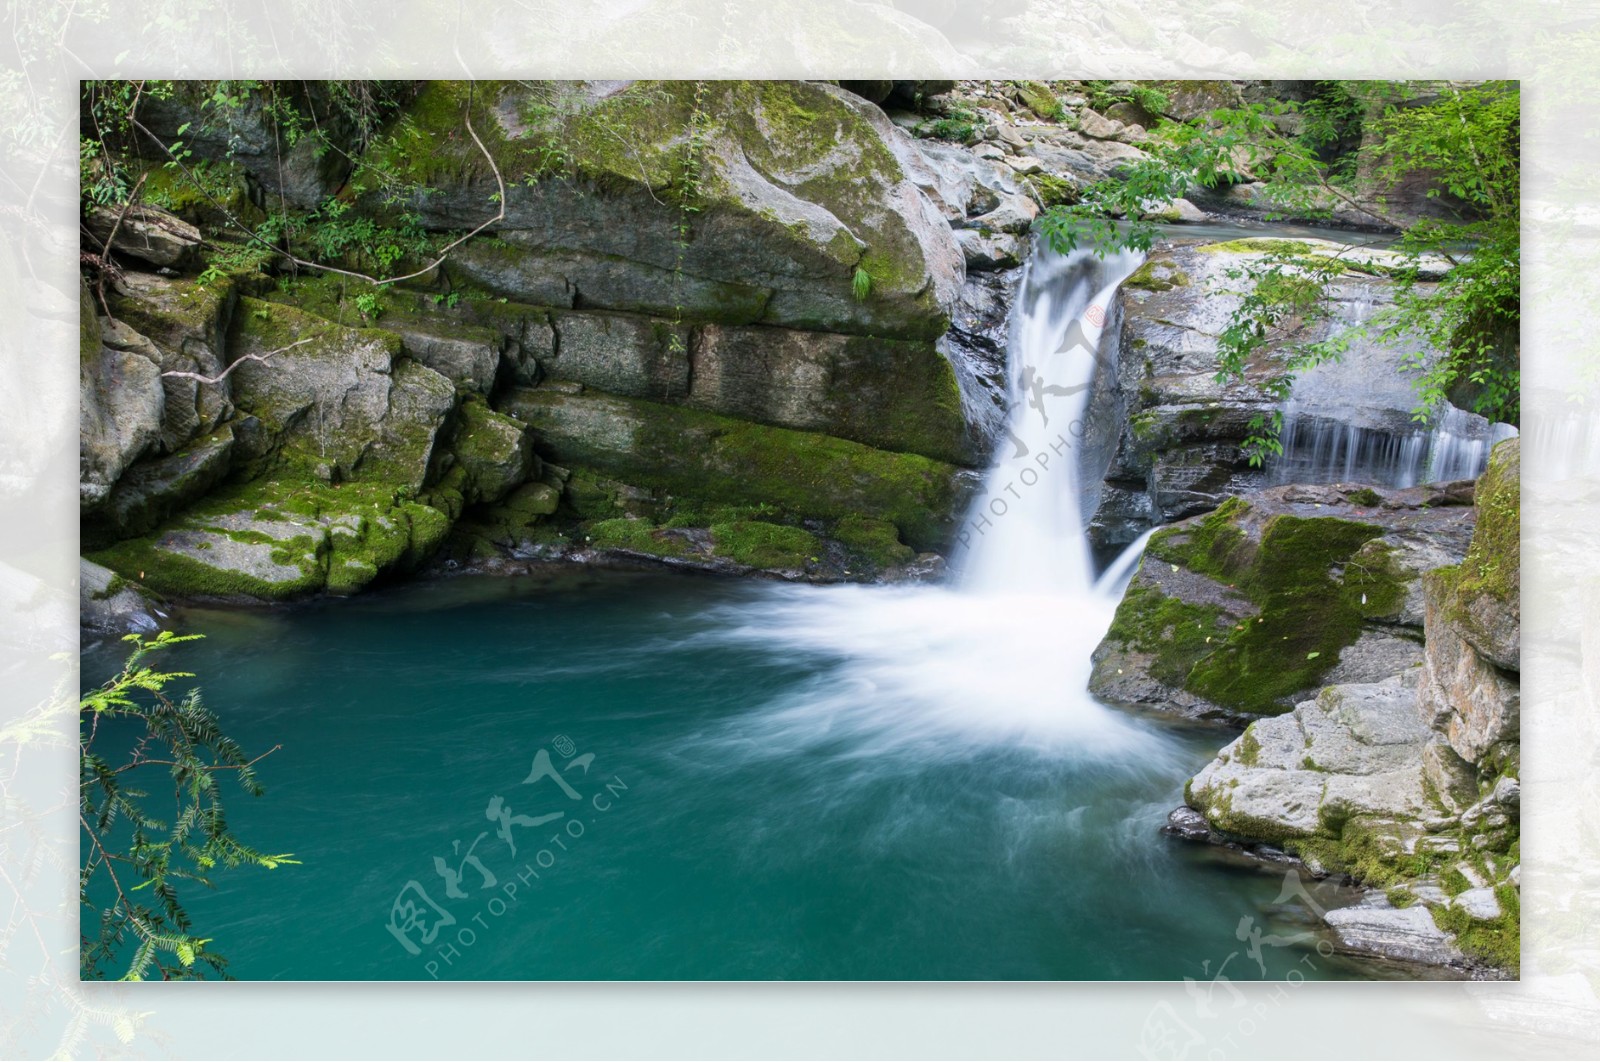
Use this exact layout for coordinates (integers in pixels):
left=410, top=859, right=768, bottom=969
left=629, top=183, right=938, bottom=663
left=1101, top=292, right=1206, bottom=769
left=1324, top=894, right=1466, bottom=967
left=226, top=300, right=456, bottom=491
left=1418, top=569, right=1521, bottom=765
left=1187, top=674, right=1437, bottom=840
left=1076, top=109, right=1126, bottom=140
left=107, top=273, right=236, bottom=453
left=1492, top=775, right=1520, bottom=813
left=395, top=322, right=505, bottom=395
left=1139, top=197, right=1207, bottom=223
left=80, top=558, right=164, bottom=634
left=546, top=312, right=689, bottom=402
left=84, top=204, right=201, bottom=268
left=955, top=229, right=1026, bottom=272
left=451, top=403, right=534, bottom=505
left=86, top=425, right=235, bottom=543
left=81, top=318, right=164, bottom=513
left=1453, top=887, right=1503, bottom=921
left=967, top=193, right=1039, bottom=235
left=1321, top=630, right=1424, bottom=686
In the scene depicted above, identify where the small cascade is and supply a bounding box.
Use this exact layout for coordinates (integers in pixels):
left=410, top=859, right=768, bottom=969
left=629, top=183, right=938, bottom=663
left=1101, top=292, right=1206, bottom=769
left=1265, top=282, right=1517, bottom=488
left=1269, top=402, right=1517, bottom=488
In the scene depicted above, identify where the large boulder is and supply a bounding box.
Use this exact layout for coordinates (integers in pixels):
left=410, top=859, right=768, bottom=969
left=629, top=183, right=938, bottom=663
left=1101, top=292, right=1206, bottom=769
left=84, top=204, right=202, bottom=268
left=1187, top=672, right=1440, bottom=844
left=107, top=273, right=236, bottom=453
left=224, top=298, right=456, bottom=489
left=1091, top=482, right=1476, bottom=722
left=87, top=478, right=453, bottom=600
left=363, top=80, right=964, bottom=341
left=80, top=292, right=164, bottom=512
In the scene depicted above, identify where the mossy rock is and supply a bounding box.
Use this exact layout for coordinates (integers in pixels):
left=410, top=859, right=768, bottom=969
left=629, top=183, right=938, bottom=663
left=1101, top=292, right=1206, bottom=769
left=1094, top=493, right=1430, bottom=718
left=87, top=476, right=452, bottom=601
left=709, top=520, right=820, bottom=569
left=1123, top=259, right=1190, bottom=293
left=831, top=514, right=915, bottom=569
left=500, top=388, right=970, bottom=552
left=359, top=80, right=960, bottom=340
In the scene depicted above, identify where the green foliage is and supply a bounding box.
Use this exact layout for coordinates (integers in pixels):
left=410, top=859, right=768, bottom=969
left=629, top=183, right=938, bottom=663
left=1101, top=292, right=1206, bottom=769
left=1043, top=81, right=1521, bottom=441
left=1085, top=80, right=1169, bottom=120
left=852, top=266, right=873, bottom=302
left=81, top=632, right=296, bottom=980
left=921, top=104, right=981, bottom=143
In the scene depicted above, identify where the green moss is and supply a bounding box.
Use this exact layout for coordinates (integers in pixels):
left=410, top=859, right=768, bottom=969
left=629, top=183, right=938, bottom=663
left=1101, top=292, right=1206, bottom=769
left=1027, top=173, right=1078, bottom=208
left=1193, top=788, right=1305, bottom=847
left=1184, top=514, right=1383, bottom=715
left=512, top=390, right=965, bottom=551
left=1236, top=725, right=1261, bottom=766
left=1431, top=886, right=1520, bottom=974
left=1453, top=437, right=1520, bottom=608
left=87, top=476, right=452, bottom=601
left=1104, top=583, right=1229, bottom=687
left=1145, top=496, right=1252, bottom=582
left=832, top=515, right=914, bottom=569
left=1287, top=819, right=1412, bottom=888
left=1341, top=538, right=1411, bottom=621
left=585, top=517, right=694, bottom=559
left=1198, top=238, right=1318, bottom=255
left=710, top=520, right=819, bottom=569
left=1346, top=487, right=1383, bottom=507
left=1123, top=260, right=1191, bottom=292
left=1015, top=80, right=1065, bottom=121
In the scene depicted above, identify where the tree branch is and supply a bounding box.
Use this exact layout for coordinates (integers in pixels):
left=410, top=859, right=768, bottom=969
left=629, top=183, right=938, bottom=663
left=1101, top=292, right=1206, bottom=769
left=159, top=338, right=312, bottom=384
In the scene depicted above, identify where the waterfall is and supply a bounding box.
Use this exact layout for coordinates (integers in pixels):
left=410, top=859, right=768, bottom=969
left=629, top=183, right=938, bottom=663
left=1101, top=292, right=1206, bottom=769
left=694, top=241, right=1164, bottom=753
left=956, top=244, right=1146, bottom=594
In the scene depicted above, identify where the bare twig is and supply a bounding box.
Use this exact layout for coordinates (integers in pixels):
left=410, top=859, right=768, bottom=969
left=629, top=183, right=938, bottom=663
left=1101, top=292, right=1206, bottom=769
left=160, top=337, right=313, bottom=384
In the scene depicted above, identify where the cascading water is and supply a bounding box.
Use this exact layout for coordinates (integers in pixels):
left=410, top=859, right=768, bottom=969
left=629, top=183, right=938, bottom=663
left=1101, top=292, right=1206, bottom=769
left=955, top=245, right=1146, bottom=595
left=696, top=242, right=1158, bottom=755
left=1265, top=277, right=1518, bottom=488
